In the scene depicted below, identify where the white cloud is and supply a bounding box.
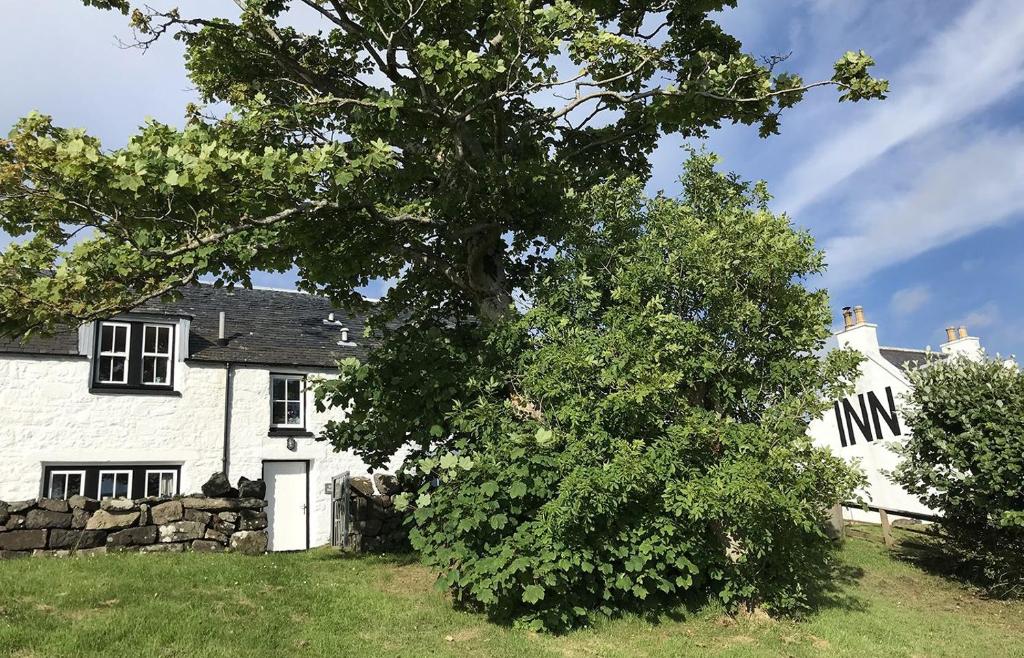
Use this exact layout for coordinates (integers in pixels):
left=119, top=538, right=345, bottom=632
left=776, top=0, right=1024, bottom=216
left=822, top=129, right=1024, bottom=288
left=889, top=285, right=932, bottom=316
left=956, top=302, right=1000, bottom=330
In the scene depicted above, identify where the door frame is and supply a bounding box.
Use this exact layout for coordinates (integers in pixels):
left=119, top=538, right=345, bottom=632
left=261, top=459, right=310, bottom=551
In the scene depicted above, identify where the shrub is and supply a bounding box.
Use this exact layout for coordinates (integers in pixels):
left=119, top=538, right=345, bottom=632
left=390, top=156, right=864, bottom=629
left=893, top=356, right=1024, bottom=596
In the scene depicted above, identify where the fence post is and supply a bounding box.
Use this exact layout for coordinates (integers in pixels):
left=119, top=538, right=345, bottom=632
left=828, top=503, right=845, bottom=541
left=879, top=509, right=895, bottom=549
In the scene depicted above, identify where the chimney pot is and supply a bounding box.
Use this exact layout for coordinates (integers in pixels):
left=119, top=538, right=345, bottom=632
left=958, top=326, right=968, bottom=340
left=841, top=306, right=854, bottom=330
left=853, top=305, right=866, bottom=325
left=328, top=312, right=335, bottom=322
left=945, top=327, right=956, bottom=342
left=341, top=328, right=349, bottom=342
left=217, top=311, right=228, bottom=347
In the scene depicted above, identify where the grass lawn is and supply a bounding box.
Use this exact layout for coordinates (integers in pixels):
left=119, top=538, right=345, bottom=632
left=1, top=527, right=1022, bottom=657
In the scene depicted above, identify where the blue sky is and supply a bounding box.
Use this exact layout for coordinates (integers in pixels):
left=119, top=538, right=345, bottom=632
left=2, top=1, right=1022, bottom=357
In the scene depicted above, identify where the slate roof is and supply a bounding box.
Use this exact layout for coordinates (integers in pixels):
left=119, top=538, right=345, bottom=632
left=0, top=284, right=376, bottom=368
left=879, top=347, right=939, bottom=371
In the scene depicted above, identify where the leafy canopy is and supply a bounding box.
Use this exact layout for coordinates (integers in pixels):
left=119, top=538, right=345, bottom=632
left=1, top=0, right=885, bottom=335
left=892, top=356, right=1024, bottom=597
left=373, top=155, right=865, bottom=629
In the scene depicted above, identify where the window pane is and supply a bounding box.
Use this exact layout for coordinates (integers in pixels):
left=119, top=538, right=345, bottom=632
left=67, top=473, right=82, bottom=497
left=287, top=401, right=301, bottom=425
left=272, top=378, right=285, bottom=400
left=113, top=326, right=127, bottom=353
left=100, top=325, right=113, bottom=352
left=100, top=473, right=114, bottom=498
left=273, top=401, right=287, bottom=425
left=146, top=472, right=159, bottom=497
left=50, top=474, right=67, bottom=500
left=111, top=356, right=126, bottom=382
left=287, top=378, right=300, bottom=400
left=143, top=356, right=155, bottom=383
left=115, top=473, right=129, bottom=498
left=154, top=358, right=168, bottom=384
left=144, top=326, right=156, bottom=352
left=156, top=327, right=170, bottom=353
left=159, top=472, right=174, bottom=496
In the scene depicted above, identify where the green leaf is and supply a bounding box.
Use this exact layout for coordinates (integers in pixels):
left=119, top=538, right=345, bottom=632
left=509, top=481, right=528, bottom=499
left=522, top=585, right=545, bottom=604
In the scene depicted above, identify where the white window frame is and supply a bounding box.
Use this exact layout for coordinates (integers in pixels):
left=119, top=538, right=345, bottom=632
left=96, top=322, right=131, bottom=384
left=270, top=374, right=305, bottom=429
left=141, top=323, right=174, bottom=386
left=48, top=470, right=86, bottom=499
left=97, top=469, right=133, bottom=499
left=144, top=469, right=178, bottom=497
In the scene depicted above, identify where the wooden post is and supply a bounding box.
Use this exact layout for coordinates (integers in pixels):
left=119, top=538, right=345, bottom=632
left=879, top=509, right=895, bottom=549
left=828, top=503, right=845, bottom=541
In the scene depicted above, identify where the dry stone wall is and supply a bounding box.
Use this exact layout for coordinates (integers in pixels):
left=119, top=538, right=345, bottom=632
left=0, top=481, right=268, bottom=559
left=345, top=473, right=410, bottom=552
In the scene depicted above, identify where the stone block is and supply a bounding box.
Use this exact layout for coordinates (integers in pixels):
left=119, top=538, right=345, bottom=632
left=374, top=473, right=402, bottom=496
left=237, top=477, right=266, bottom=500
left=201, top=472, right=233, bottom=498
left=229, top=530, right=268, bottom=555
left=86, top=510, right=140, bottom=530
left=49, top=529, right=107, bottom=550
left=159, top=521, right=206, bottom=543
left=218, top=511, right=240, bottom=524
left=209, top=515, right=235, bottom=533
left=151, top=501, right=184, bottom=525
left=139, top=504, right=151, bottom=526
left=100, top=498, right=138, bottom=513
left=8, top=500, right=35, bottom=514
left=239, top=510, right=268, bottom=531
left=25, top=509, right=73, bottom=530
left=180, top=497, right=238, bottom=512
left=192, top=539, right=225, bottom=553
left=6, top=515, right=25, bottom=530
left=183, top=509, right=212, bottom=525
left=204, top=528, right=230, bottom=544
left=0, top=529, right=48, bottom=551
left=69, top=496, right=100, bottom=512
left=37, top=498, right=70, bottom=513
left=0, top=550, right=29, bottom=560
left=350, top=476, right=374, bottom=497
left=141, top=542, right=185, bottom=553
left=237, top=498, right=266, bottom=510
left=0, top=501, right=8, bottom=526
left=107, top=526, right=158, bottom=547
left=76, top=546, right=108, bottom=557
left=71, top=509, right=90, bottom=529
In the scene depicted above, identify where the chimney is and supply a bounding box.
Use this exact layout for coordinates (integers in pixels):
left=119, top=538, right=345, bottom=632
left=941, top=324, right=983, bottom=361
left=835, top=304, right=880, bottom=355
left=217, top=311, right=229, bottom=347
left=841, top=307, right=854, bottom=330
left=341, top=328, right=349, bottom=343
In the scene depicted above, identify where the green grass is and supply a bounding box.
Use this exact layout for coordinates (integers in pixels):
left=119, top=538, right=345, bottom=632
left=1, top=528, right=1022, bottom=657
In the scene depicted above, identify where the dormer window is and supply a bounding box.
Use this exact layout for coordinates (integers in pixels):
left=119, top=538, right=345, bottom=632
left=92, top=320, right=176, bottom=392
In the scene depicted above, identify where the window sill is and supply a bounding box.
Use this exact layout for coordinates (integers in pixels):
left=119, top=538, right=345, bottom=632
left=89, top=387, right=181, bottom=397
left=268, top=428, right=314, bottom=438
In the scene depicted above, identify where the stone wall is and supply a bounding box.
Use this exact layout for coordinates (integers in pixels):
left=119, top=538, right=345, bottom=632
left=0, top=487, right=269, bottom=559
left=345, top=473, right=409, bottom=552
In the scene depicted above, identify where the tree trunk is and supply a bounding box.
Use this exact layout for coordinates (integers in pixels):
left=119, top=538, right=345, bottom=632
left=465, top=227, right=513, bottom=323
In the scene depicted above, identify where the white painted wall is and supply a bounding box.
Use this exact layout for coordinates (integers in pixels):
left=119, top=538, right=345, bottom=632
left=0, top=354, right=398, bottom=548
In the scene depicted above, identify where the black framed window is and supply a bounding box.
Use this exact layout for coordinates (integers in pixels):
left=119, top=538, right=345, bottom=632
left=270, top=374, right=305, bottom=429
left=92, top=320, right=175, bottom=392
left=42, top=464, right=182, bottom=500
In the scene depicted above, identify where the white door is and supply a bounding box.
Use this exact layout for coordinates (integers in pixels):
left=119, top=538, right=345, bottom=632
left=264, top=461, right=308, bottom=551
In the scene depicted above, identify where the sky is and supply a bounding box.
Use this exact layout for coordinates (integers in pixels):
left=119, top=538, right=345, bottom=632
left=1, top=1, right=1022, bottom=357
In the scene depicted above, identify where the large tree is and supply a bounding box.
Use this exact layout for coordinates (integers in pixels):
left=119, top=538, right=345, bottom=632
left=1, top=0, right=884, bottom=335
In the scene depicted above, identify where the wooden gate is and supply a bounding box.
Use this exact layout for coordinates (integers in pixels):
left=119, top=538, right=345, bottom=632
left=330, top=471, right=351, bottom=548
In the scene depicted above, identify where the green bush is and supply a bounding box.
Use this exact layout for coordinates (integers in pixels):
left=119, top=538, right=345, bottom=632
left=390, top=156, right=864, bottom=630
left=893, top=356, right=1024, bottom=596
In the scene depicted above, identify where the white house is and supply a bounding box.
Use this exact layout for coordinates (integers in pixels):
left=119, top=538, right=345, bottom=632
left=0, top=284, right=398, bottom=551
left=808, top=305, right=986, bottom=520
